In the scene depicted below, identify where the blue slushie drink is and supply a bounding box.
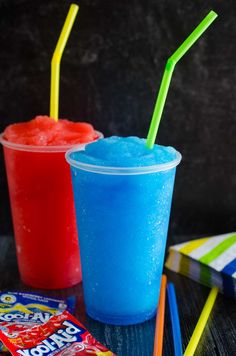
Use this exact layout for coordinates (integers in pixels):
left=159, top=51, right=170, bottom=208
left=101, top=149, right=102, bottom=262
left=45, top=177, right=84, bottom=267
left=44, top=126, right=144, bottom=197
left=66, top=136, right=181, bottom=325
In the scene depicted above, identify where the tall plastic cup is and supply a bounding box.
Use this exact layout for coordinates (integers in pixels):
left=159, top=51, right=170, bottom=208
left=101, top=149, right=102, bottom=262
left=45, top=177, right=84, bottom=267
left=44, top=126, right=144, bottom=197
left=0, top=131, right=102, bottom=289
left=66, top=144, right=181, bottom=325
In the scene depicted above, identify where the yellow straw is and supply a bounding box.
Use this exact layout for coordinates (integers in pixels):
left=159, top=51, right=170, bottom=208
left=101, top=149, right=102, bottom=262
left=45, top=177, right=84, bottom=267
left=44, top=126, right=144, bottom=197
left=50, top=4, right=79, bottom=121
left=184, top=287, right=218, bottom=356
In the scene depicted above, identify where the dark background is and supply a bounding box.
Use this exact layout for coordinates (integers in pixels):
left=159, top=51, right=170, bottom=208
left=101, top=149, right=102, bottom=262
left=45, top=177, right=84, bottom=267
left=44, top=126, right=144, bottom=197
left=0, top=0, right=235, bottom=236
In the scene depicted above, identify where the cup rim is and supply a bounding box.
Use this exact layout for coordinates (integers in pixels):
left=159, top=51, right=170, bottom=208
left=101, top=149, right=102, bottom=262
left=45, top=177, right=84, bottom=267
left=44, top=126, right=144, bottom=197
left=65, top=144, right=182, bottom=175
left=0, top=131, right=103, bottom=153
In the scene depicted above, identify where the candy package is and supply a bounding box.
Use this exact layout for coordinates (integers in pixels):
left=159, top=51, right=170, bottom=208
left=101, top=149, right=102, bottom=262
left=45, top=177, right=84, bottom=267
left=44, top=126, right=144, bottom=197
left=0, top=310, right=116, bottom=355
left=0, top=291, right=75, bottom=352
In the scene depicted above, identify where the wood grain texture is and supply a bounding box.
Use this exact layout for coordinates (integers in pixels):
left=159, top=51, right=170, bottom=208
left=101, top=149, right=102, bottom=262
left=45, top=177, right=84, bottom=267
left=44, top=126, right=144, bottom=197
left=0, top=235, right=235, bottom=355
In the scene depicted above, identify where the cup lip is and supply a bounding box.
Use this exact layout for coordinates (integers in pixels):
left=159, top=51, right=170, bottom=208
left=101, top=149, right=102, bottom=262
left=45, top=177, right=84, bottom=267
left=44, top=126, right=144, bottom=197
left=65, top=144, right=182, bottom=175
left=0, top=131, right=103, bottom=153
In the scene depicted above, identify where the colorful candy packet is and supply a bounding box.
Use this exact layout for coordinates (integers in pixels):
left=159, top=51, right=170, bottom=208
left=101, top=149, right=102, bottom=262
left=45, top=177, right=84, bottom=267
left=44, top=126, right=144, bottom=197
left=0, top=291, right=75, bottom=352
left=0, top=310, right=116, bottom=355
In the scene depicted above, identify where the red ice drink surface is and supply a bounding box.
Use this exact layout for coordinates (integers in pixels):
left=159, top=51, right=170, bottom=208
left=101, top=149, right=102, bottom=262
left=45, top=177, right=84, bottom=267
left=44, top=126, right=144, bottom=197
left=2, top=116, right=99, bottom=289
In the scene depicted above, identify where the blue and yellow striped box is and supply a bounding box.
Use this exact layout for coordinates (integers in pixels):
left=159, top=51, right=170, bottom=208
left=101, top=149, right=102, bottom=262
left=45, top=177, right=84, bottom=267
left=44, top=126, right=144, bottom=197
left=165, top=232, right=236, bottom=298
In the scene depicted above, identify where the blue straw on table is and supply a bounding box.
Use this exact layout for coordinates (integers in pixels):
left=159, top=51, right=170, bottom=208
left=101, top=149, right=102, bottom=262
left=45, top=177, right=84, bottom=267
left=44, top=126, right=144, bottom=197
left=167, top=282, right=183, bottom=356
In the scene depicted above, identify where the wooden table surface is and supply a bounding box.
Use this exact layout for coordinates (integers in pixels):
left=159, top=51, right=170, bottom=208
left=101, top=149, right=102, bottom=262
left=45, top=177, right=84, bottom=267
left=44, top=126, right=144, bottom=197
left=0, top=235, right=235, bottom=356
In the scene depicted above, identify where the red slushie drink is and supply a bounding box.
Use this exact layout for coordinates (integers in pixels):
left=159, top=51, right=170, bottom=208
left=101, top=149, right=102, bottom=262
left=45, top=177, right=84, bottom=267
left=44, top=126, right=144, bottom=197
left=1, top=116, right=100, bottom=289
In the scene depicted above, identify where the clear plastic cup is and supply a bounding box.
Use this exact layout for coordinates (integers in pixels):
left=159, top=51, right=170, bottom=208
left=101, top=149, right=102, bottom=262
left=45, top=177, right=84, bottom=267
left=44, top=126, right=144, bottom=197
left=0, top=131, right=102, bottom=289
left=66, top=144, right=181, bottom=324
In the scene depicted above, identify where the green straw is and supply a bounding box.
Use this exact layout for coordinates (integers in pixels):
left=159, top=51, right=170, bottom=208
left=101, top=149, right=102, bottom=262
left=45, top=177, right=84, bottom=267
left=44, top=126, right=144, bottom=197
left=146, top=10, right=218, bottom=149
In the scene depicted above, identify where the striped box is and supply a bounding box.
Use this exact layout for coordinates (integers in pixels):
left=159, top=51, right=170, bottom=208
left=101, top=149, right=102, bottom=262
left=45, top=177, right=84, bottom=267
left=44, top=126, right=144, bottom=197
left=165, top=233, right=236, bottom=298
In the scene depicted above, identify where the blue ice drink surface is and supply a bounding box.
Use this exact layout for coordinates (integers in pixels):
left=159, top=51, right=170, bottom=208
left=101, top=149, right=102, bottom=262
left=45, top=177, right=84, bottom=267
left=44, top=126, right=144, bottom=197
left=66, top=136, right=181, bottom=325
